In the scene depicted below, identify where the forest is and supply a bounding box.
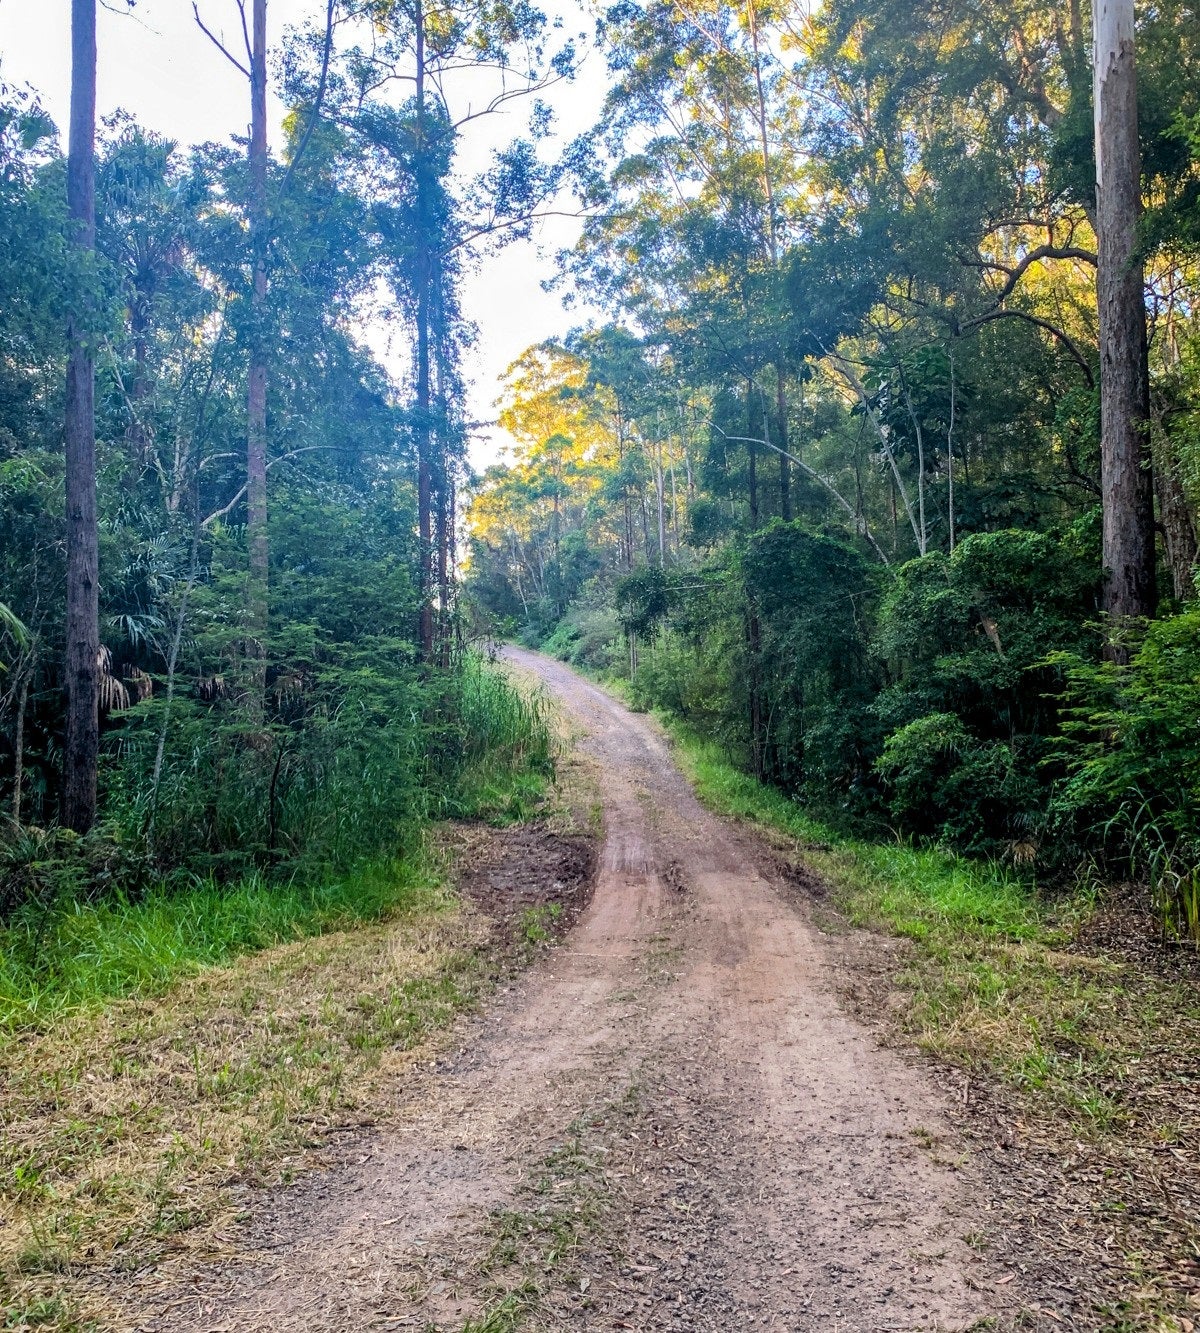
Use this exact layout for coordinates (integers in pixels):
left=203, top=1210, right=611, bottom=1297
left=2, top=0, right=1200, bottom=1328
left=468, top=0, right=1200, bottom=941
left=0, top=0, right=571, bottom=1012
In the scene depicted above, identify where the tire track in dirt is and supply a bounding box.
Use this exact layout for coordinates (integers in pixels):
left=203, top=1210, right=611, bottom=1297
left=114, top=648, right=1019, bottom=1332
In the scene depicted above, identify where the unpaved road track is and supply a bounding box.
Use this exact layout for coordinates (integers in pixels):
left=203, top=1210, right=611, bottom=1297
left=121, top=650, right=1016, bottom=1331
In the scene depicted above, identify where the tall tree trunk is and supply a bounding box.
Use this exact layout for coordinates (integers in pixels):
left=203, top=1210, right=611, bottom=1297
left=128, top=297, right=151, bottom=472
left=747, top=599, right=764, bottom=781
left=947, top=349, right=957, bottom=554
left=432, top=332, right=453, bottom=663
left=64, top=0, right=100, bottom=834
left=776, top=364, right=790, bottom=521
left=748, top=0, right=791, bottom=526
left=246, top=0, right=270, bottom=701
left=414, top=0, right=435, bottom=661
left=12, top=663, right=31, bottom=823
left=151, top=526, right=201, bottom=826
left=655, top=450, right=666, bottom=567
left=616, top=401, right=633, bottom=569
left=1093, top=0, right=1156, bottom=635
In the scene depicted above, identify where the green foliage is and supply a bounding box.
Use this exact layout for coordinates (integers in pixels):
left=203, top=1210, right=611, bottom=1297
left=1051, top=609, right=1200, bottom=940
left=0, top=857, right=441, bottom=1031
left=876, top=714, right=1041, bottom=857
left=0, top=822, right=153, bottom=917
left=742, top=522, right=882, bottom=801
left=615, top=565, right=670, bottom=639
left=540, top=601, right=623, bottom=672
left=870, top=527, right=1100, bottom=858
left=0, top=654, right=553, bottom=1027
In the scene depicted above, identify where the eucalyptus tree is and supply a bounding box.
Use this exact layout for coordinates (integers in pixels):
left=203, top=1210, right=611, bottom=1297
left=194, top=0, right=338, bottom=699
left=1092, top=0, right=1155, bottom=629
left=575, top=0, right=806, bottom=523
left=64, top=0, right=101, bottom=832
left=300, top=0, right=579, bottom=659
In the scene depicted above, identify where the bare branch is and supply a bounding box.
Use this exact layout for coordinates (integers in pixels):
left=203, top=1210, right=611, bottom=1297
left=960, top=308, right=1095, bottom=387
left=710, top=424, right=892, bottom=567
left=235, top=0, right=253, bottom=68
left=823, top=350, right=925, bottom=553
left=201, top=445, right=362, bottom=527
left=448, top=208, right=592, bottom=255
left=193, top=2, right=251, bottom=78
left=972, top=243, right=1097, bottom=307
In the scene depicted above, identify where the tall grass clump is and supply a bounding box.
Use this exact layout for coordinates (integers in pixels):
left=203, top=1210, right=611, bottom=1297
left=444, top=652, right=555, bottom=820
left=0, top=653, right=556, bottom=1029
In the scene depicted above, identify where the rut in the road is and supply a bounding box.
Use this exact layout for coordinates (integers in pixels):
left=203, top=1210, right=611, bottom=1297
left=117, top=649, right=1016, bottom=1333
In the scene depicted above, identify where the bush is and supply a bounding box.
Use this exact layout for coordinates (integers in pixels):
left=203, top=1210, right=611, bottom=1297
left=0, top=821, right=154, bottom=916
left=871, top=526, right=1100, bottom=860
left=876, top=713, right=1042, bottom=858
left=542, top=602, right=623, bottom=671
left=1052, top=608, right=1200, bottom=940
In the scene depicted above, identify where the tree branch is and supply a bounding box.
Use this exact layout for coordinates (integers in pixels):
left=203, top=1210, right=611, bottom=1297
left=201, top=445, right=360, bottom=527
left=193, top=2, right=251, bottom=78
left=278, top=0, right=337, bottom=199
left=710, top=424, right=892, bottom=567
left=960, top=308, right=1095, bottom=387
left=823, top=351, right=925, bottom=554
left=971, top=242, right=1097, bottom=307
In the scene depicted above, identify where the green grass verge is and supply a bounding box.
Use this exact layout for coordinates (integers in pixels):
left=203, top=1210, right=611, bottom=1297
left=660, top=719, right=1200, bottom=1136
left=665, top=721, right=1042, bottom=942
left=0, top=854, right=445, bottom=1033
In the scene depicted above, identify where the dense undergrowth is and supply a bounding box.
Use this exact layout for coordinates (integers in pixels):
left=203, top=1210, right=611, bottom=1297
left=0, top=654, right=554, bottom=1031
left=0, top=662, right=582, bottom=1330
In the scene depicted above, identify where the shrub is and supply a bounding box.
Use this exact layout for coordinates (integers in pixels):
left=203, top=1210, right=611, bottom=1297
left=876, top=713, right=1042, bottom=858
left=1051, top=608, right=1200, bottom=940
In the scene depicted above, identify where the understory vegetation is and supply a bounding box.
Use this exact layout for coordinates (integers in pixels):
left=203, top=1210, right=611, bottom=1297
left=0, top=0, right=568, bottom=1027
left=467, top=0, right=1200, bottom=947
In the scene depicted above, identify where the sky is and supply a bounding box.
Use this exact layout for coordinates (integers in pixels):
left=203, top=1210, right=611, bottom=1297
left=0, top=0, right=610, bottom=468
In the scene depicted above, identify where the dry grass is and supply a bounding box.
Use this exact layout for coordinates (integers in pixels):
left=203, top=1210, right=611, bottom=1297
left=0, top=875, right=496, bottom=1326
left=0, top=678, right=603, bottom=1333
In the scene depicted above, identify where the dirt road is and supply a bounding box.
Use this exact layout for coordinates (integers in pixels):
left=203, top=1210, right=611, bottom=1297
left=124, top=649, right=1013, bottom=1331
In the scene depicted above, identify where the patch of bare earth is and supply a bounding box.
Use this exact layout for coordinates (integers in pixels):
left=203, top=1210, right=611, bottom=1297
left=88, top=648, right=1037, bottom=1333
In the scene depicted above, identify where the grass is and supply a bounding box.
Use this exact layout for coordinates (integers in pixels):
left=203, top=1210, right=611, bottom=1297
left=0, top=658, right=558, bottom=1035
left=663, top=720, right=1200, bottom=1132
left=672, top=723, right=1041, bottom=940
left=0, top=856, right=442, bottom=1033
left=0, top=882, right=488, bottom=1318
left=661, top=717, right=1200, bottom=1328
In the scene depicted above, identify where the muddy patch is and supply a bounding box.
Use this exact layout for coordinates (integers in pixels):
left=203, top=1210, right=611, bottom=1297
left=459, top=823, right=597, bottom=934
